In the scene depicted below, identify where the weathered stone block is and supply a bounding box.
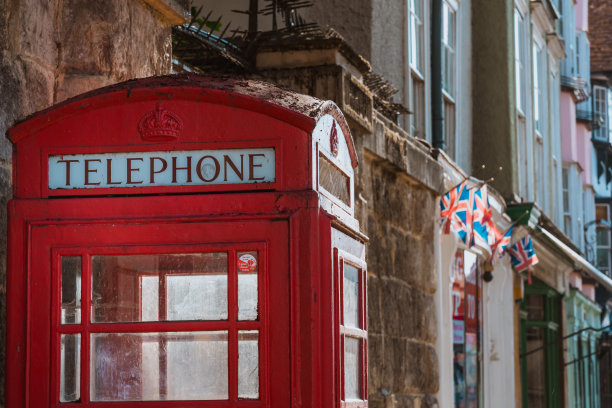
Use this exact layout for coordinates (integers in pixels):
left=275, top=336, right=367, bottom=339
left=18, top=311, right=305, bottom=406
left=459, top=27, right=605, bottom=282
left=366, top=214, right=393, bottom=277
left=0, top=161, right=11, bottom=408
left=379, top=279, right=437, bottom=343
left=55, top=74, right=116, bottom=104
left=368, top=274, right=382, bottom=334
left=368, top=333, right=384, bottom=391
left=420, top=240, right=438, bottom=295
left=383, top=337, right=439, bottom=394
left=58, top=0, right=171, bottom=80
left=389, top=228, right=423, bottom=288
left=15, top=0, right=58, bottom=70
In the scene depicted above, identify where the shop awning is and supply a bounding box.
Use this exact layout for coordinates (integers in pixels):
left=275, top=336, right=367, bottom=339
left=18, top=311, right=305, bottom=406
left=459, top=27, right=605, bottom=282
left=538, top=226, right=612, bottom=293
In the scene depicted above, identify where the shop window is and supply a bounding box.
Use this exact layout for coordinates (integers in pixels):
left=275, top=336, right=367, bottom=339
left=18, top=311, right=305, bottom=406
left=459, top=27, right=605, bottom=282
left=519, top=280, right=562, bottom=408
left=55, top=247, right=263, bottom=404
left=336, top=250, right=368, bottom=407
left=452, top=250, right=483, bottom=408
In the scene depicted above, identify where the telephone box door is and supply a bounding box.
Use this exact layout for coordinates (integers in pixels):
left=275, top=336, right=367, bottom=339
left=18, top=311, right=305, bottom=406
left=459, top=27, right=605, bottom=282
left=26, top=217, right=290, bottom=407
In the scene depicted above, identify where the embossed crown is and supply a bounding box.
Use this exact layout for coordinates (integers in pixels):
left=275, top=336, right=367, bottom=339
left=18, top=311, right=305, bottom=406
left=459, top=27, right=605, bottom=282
left=138, top=103, right=183, bottom=141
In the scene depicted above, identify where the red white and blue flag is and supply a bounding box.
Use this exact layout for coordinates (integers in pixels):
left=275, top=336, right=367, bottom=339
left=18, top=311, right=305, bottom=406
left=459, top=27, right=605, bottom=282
left=472, top=186, right=501, bottom=251
left=491, top=225, right=513, bottom=260
left=440, top=181, right=473, bottom=244
left=507, top=236, right=539, bottom=272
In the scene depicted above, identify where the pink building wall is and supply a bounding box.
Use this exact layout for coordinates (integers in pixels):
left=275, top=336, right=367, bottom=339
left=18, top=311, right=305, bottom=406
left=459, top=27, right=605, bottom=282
left=577, top=123, right=592, bottom=184
left=576, top=0, right=588, bottom=32
left=561, top=92, right=578, bottom=161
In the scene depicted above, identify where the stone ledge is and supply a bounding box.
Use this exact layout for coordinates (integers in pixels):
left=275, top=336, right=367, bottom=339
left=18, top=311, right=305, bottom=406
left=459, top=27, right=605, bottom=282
left=141, top=0, right=189, bottom=25
left=362, top=116, right=445, bottom=194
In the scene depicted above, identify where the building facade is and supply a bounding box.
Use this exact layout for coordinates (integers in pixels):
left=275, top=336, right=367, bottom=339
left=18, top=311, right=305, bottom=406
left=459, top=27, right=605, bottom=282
left=1, top=0, right=612, bottom=407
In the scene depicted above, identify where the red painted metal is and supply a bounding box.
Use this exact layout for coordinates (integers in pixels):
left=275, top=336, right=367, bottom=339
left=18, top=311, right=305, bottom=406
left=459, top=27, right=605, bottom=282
left=6, top=76, right=367, bottom=408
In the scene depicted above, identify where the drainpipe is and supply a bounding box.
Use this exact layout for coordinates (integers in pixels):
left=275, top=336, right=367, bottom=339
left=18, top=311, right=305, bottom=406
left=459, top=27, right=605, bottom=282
left=431, top=0, right=445, bottom=150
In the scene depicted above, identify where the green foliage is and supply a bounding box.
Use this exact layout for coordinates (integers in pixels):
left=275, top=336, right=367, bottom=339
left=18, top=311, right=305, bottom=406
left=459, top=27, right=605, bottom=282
left=191, top=7, right=222, bottom=32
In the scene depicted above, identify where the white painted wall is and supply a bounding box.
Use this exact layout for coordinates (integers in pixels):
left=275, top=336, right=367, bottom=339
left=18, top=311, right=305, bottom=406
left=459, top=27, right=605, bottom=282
left=482, top=257, right=517, bottom=408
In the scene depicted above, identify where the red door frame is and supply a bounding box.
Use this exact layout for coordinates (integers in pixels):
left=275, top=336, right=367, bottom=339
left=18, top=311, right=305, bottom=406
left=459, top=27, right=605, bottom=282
left=6, top=191, right=344, bottom=408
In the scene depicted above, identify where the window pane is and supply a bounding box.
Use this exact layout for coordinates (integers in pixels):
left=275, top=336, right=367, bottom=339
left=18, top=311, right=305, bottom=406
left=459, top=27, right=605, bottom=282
left=91, top=252, right=228, bottom=323
left=60, top=334, right=80, bottom=402
left=343, top=263, right=360, bottom=328
left=90, top=331, right=228, bottom=401
left=344, top=337, right=361, bottom=400
left=597, top=228, right=610, bottom=246
left=526, top=294, right=545, bottom=321
left=238, top=330, right=259, bottom=399
left=526, top=327, right=547, bottom=407
left=238, top=251, right=259, bottom=320
left=597, top=248, right=610, bottom=270
left=61, top=256, right=81, bottom=324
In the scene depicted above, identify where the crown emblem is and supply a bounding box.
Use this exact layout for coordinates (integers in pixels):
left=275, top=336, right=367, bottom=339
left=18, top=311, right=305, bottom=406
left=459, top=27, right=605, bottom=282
left=330, top=120, right=339, bottom=157
left=138, top=103, right=183, bottom=141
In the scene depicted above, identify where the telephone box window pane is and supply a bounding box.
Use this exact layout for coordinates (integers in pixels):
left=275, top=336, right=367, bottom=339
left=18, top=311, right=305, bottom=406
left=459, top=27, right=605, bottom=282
left=90, top=331, right=228, bottom=401
left=319, top=153, right=350, bottom=206
left=61, top=256, right=81, bottom=324
left=60, top=334, right=81, bottom=402
left=238, top=330, right=259, bottom=399
left=91, top=252, right=228, bottom=323
left=344, top=337, right=361, bottom=400
left=237, top=251, right=258, bottom=320
left=166, top=274, right=227, bottom=320
left=343, top=263, right=360, bottom=328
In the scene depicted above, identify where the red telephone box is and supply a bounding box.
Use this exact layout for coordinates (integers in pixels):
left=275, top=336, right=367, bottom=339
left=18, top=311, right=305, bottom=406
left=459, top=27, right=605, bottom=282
left=6, top=76, right=368, bottom=408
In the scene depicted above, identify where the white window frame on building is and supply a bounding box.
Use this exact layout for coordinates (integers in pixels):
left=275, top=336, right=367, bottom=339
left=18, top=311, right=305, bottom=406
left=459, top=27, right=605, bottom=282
left=596, top=204, right=611, bottom=277
left=593, top=86, right=607, bottom=141
left=563, top=166, right=572, bottom=238
left=408, top=0, right=427, bottom=140
left=532, top=27, right=548, bottom=208
left=514, top=3, right=530, bottom=200
left=549, top=64, right=562, bottom=225
left=441, top=0, right=457, bottom=159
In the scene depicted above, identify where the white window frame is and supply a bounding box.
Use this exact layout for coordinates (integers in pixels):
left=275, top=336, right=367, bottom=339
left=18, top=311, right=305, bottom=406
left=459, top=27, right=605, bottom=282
left=596, top=204, right=611, bottom=277
left=408, top=0, right=429, bottom=141
left=593, top=86, right=607, bottom=141
left=442, top=0, right=457, bottom=159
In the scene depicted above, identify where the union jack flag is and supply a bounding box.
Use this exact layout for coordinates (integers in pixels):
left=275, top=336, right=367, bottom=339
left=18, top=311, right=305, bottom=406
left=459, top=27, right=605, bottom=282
left=507, top=236, right=539, bottom=272
left=472, top=186, right=500, bottom=251
left=440, top=181, right=473, bottom=244
left=491, top=225, right=513, bottom=260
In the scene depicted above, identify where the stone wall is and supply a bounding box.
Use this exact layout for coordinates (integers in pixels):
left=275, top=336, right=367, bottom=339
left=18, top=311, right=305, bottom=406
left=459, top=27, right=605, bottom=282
left=0, top=1, right=176, bottom=404
left=354, top=118, right=443, bottom=408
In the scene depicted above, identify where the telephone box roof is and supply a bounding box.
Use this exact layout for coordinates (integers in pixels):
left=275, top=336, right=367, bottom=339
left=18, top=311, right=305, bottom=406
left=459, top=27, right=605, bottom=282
left=9, top=74, right=358, bottom=168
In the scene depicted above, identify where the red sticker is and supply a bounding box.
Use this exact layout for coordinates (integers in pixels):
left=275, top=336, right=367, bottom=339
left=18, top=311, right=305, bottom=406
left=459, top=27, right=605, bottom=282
left=238, top=254, right=257, bottom=273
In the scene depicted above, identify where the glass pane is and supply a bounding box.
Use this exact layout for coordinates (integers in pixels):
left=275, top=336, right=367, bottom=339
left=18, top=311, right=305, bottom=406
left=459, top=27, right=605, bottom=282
left=61, top=256, right=81, bottom=324
left=344, top=337, right=361, bottom=400
left=60, top=334, right=81, bottom=402
left=319, top=153, right=350, bottom=206
left=597, top=228, right=609, bottom=246
left=238, top=251, right=258, bottom=320
left=526, top=293, right=545, bottom=321
left=91, top=252, right=228, bottom=323
left=238, top=330, right=259, bottom=399
left=526, top=327, right=547, bottom=408
left=90, top=331, right=228, bottom=401
left=343, top=263, right=360, bottom=328
left=598, top=248, right=610, bottom=270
